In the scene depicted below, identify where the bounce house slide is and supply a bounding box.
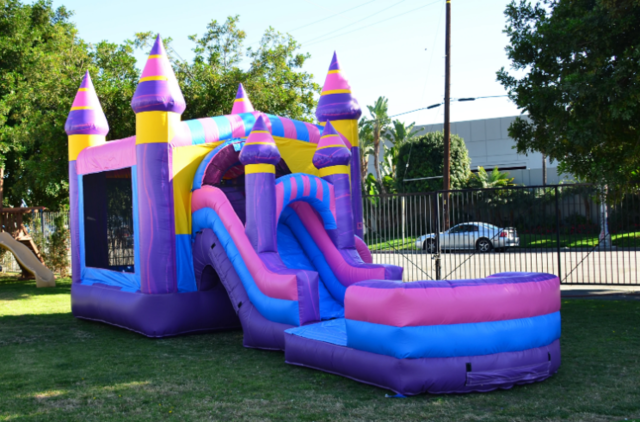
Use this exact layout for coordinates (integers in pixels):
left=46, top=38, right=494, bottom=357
left=191, top=185, right=397, bottom=348
left=0, top=232, right=55, bottom=287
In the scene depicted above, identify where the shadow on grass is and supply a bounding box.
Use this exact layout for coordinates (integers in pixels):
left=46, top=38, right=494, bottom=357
left=0, top=276, right=71, bottom=302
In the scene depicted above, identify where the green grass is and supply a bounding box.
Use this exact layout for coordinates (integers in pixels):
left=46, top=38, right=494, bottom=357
left=366, top=237, right=420, bottom=251
left=521, top=232, right=640, bottom=249
left=365, top=231, right=640, bottom=251
left=1, top=276, right=640, bottom=421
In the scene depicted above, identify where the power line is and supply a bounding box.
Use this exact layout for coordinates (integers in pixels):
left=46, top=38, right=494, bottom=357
left=286, top=0, right=379, bottom=33
left=301, top=0, right=408, bottom=46
left=304, top=0, right=442, bottom=47
left=389, top=95, right=509, bottom=118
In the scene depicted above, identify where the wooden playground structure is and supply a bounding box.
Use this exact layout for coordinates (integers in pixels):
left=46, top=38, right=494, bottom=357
left=0, top=167, right=55, bottom=286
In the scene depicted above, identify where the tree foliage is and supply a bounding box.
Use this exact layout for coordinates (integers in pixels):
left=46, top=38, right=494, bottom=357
left=383, top=120, right=422, bottom=180
left=497, top=0, right=640, bottom=195
left=362, top=97, right=391, bottom=193
left=0, top=3, right=320, bottom=210
left=44, top=213, right=70, bottom=277
left=467, top=166, right=516, bottom=189
left=1, top=0, right=90, bottom=209
left=395, top=132, right=471, bottom=193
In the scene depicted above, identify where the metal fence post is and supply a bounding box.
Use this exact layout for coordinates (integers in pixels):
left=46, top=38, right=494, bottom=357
left=434, top=191, right=442, bottom=280
left=555, top=186, right=562, bottom=282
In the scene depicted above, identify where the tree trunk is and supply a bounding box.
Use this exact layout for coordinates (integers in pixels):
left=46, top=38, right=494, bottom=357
left=360, top=155, right=368, bottom=186
left=373, top=125, right=386, bottom=194
left=0, top=166, right=4, bottom=211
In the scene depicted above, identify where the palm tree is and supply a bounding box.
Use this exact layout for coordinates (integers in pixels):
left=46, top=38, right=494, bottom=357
left=384, top=119, right=423, bottom=177
left=468, top=167, right=516, bottom=189
left=358, top=120, right=375, bottom=186
left=363, top=97, right=391, bottom=193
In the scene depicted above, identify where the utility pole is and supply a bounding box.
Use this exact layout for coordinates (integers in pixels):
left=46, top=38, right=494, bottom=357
left=443, top=0, right=451, bottom=230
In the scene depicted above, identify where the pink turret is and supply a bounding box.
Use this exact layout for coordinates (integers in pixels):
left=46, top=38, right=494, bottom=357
left=231, top=83, right=255, bottom=114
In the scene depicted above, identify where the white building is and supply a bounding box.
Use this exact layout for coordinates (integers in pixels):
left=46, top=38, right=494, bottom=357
left=369, top=116, right=573, bottom=186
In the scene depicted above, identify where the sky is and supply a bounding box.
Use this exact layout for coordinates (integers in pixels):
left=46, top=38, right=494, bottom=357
left=49, top=0, right=522, bottom=126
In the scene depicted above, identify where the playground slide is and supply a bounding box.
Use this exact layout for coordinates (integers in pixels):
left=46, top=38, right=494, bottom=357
left=0, top=232, right=55, bottom=287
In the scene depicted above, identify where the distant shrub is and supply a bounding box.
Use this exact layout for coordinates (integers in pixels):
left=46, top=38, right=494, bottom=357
left=44, top=214, right=69, bottom=277
left=396, top=132, right=471, bottom=193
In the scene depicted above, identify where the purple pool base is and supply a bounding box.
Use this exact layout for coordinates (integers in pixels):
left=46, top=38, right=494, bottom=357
left=284, top=334, right=560, bottom=395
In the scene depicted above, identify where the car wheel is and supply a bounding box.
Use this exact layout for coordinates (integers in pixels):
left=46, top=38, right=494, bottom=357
left=476, top=238, right=493, bottom=253
left=423, top=240, right=436, bottom=254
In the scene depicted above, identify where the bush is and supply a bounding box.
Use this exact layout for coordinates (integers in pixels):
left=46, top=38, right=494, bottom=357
left=395, top=131, right=470, bottom=193
left=45, top=214, right=70, bottom=277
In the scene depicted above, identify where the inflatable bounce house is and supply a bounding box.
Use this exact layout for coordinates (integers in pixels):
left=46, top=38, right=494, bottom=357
left=65, top=35, right=561, bottom=395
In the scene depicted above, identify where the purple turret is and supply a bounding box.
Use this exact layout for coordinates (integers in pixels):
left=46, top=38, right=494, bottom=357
left=65, top=71, right=109, bottom=136
left=315, top=52, right=364, bottom=239
left=313, top=122, right=354, bottom=249
left=240, top=115, right=281, bottom=253
left=66, top=71, right=109, bottom=284
left=231, top=83, right=255, bottom=114
left=131, top=35, right=186, bottom=114
left=315, top=52, right=361, bottom=123
left=131, top=34, right=187, bottom=294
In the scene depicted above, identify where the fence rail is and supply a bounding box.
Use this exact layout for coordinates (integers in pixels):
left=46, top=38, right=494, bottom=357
left=363, top=184, right=639, bottom=285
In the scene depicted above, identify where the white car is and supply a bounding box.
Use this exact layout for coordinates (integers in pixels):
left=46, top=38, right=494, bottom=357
left=415, top=222, right=520, bottom=253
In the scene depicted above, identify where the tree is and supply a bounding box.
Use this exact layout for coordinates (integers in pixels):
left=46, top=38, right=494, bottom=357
left=0, top=6, right=319, bottom=210
left=0, top=0, right=92, bottom=210
left=497, top=0, right=640, bottom=195
left=134, top=16, right=320, bottom=122
left=384, top=119, right=423, bottom=179
left=362, top=97, right=391, bottom=192
left=467, top=167, right=516, bottom=189
left=44, top=213, right=70, bottom=276
left=395, top=131, right=471, bottom=193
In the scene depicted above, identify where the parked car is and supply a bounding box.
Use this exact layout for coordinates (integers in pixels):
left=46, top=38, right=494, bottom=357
left=415, top=222, right=519, bottom=253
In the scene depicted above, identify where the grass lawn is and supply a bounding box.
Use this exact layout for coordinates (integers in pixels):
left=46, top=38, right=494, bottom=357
left=1, top=276, right=639, bottom=421
left=521, top=232, right=640, bottom=249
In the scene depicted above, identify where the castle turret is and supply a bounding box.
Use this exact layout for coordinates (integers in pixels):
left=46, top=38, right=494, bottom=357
left=313, top=122, right=354, bottom=250
left=315, top=52, right=364, bottom=238
left=131, top=34, right=185, bottom=294
left=231, top=83, right=255, bottom=114
left=65, top=72, right=108, bottom=283
left=240, top=115, right=281, bottom=253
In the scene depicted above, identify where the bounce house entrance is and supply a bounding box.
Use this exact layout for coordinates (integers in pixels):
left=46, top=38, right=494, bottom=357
left=82, top=168, right=135, bottom=272
left=194, top=139, right=292, bottom=225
